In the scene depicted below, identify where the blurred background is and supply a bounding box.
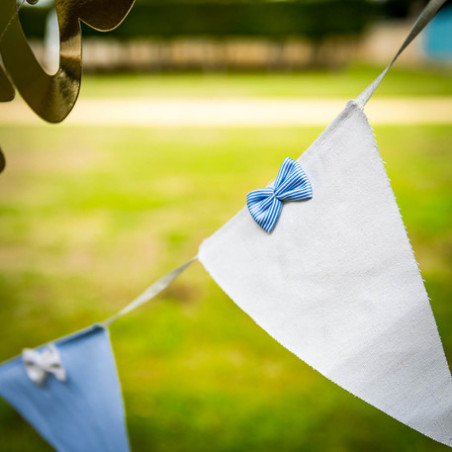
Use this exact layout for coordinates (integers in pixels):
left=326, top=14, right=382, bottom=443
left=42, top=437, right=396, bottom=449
left=16, top=0, right=452, bottom=71
left=0, top=0, right=451, bottom=451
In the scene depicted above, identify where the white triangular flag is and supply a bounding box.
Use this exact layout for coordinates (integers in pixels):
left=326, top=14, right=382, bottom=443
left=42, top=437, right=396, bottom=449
left=199, top=101, right=452, bottom=446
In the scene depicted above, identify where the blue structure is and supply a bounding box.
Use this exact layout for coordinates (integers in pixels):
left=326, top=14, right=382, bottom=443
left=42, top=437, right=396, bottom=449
left=424, top=5, right=452, bottom=61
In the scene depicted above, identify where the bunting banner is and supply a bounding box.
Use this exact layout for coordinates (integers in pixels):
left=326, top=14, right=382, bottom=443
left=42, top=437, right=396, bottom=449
left=0, top=0, right=450, bottom=450
left=199, top=99, right=452, bottom=447
left=0, top=326, right=129, bottom=452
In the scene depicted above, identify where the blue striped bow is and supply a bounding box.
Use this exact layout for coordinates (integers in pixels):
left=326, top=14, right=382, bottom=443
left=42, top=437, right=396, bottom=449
left=247, top=157, right=312, bottom=233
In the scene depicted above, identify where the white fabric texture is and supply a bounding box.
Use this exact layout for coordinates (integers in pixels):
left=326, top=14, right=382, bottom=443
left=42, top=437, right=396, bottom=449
left=199, top=101, right=452, bottom=447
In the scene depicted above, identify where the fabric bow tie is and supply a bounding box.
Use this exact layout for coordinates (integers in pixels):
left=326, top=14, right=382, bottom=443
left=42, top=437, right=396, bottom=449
left=22, top=344, right=67, bottom=386
left=247, top=157, right=312, bottom=233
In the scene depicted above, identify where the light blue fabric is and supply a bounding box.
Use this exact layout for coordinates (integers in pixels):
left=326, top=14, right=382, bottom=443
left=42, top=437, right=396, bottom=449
left=247, top=157, right=312, bottom=232
left=0, top=325, right=129, bottom=452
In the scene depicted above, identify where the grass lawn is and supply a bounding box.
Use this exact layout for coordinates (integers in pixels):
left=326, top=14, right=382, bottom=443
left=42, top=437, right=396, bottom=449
left=80, top=64, right=452, bottom=99
left=0, top=116, right=451, bottom=451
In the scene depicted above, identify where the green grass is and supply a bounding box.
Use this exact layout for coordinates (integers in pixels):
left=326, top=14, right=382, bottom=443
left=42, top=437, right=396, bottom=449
left=0, top=119, right=451, bottom=451
left=80, top=64, right=452, bottom=99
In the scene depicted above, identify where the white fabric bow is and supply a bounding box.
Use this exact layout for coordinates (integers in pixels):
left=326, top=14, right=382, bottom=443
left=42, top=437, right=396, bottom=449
left=22, top=344, right=67, bottom=386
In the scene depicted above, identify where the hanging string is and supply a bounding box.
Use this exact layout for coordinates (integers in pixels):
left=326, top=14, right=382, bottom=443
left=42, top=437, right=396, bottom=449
left=101, top=256, right=198, bottom=327
left=355, top=0, right=447, bottom=108
left=0, top=256, right=198, bottom=364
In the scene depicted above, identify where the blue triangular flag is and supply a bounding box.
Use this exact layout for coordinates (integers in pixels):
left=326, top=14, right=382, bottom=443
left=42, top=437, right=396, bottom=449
left=0, top=325, right=129, bottom=451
